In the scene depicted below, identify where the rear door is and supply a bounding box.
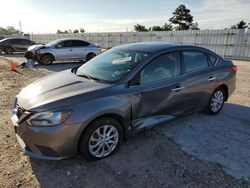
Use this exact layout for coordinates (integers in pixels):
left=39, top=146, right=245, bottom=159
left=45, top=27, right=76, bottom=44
left=19, top=39, right=34, bottom=51
left=71, top=40, right=90, bottom=60
left=180, top=50, right=217, bottom=110
left=129, top=51, right=189, bottom=131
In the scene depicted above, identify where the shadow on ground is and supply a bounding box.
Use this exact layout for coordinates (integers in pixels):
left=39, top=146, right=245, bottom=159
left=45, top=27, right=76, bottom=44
left=165, top=103, right=250, bottom=180
left=29, top=103, right=250, bottom=187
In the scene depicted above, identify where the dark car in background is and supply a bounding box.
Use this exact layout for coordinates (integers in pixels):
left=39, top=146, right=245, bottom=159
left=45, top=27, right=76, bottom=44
left=11, top=42, right=237, bottom=161
left=0, top=38, right=35, bottom=54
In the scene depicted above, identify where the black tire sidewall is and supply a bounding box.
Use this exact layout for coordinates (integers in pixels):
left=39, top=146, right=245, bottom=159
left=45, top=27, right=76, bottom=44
left=41, top=54, right=53, bottom=64
left=207, top=88, right=225, bottom=115
left=86, top=53, right=96, bottom=61
left=4, top=47, right=14, bottom=54
left=79, top=117, right=123, bottom=161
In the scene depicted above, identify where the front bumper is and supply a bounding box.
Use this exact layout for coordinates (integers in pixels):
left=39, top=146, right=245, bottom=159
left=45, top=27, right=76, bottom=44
left=24, top=51, right=40, bottom=61
left=11, top=113, right=78, bottom=160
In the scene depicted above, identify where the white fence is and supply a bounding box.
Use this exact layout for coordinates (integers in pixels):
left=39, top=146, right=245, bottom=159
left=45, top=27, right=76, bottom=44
left=31, top=29, right=250, bottom=60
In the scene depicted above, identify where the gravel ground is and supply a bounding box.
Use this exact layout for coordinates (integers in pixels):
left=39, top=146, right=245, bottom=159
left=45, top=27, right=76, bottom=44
left=0, top=57, right=249, bottom=188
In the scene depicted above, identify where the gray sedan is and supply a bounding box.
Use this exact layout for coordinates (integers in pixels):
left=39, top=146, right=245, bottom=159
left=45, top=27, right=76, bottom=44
left=12, top=42, right=236, bottom=160
left=26, top=38, right=101, bottom=64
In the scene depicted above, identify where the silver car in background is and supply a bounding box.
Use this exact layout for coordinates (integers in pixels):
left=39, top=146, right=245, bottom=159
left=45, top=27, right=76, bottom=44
left=26, top=38, right=101, bottom=64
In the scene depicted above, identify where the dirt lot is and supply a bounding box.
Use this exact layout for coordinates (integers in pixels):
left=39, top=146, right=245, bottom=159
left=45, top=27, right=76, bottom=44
left=0, top=57, right=249, bottom=188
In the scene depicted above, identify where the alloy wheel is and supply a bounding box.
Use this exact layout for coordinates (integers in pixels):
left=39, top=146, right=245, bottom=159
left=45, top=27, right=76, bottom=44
left=211, top=90, right=224, bottom=112
left=88, top=125, right=119, bottom=158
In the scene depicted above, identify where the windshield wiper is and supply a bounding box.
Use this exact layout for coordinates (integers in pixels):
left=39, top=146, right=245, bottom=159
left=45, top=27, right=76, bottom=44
left=76, top=74, right=101, bottom=82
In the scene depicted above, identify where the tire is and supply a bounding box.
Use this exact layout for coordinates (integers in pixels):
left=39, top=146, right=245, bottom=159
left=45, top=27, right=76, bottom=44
left=79, top=117, right=123, bottom=161
left=86, top=53, right=96, bottom=61
left=206, top=87, right=225, bottom=115
left=4, top=47, right=14, bottom=54
left=40, top=54, right=54, bottom=64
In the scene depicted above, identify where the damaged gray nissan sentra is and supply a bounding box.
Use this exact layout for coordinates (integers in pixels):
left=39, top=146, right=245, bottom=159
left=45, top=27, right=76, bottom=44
left=11, top=42, right=237, bottom=160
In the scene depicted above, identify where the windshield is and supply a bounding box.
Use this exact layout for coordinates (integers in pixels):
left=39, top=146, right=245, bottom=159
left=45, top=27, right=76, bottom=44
left=76, top=48, right=150, bottom=82
left=45, top=39, right=61, bottom=47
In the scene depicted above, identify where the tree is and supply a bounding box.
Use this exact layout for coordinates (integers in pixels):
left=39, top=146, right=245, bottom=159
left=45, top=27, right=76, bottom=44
left=162, top=23, right=173, bottom=31
left=134, top=24, right=148, bottom=32
left=151, top=25, right=163, bottom=31
left=190, top=22, right=200, bottom=30
left=0, top=26, right=20, bottom=35
left=169, top=4, right=194, bottom=30
left=73, top=29, right=79, bottom=33
left=231, top=20, right=248, bottom=29
left=57, top=29, right=63, bottom=34
left=80, top=28, right=85, bottom=33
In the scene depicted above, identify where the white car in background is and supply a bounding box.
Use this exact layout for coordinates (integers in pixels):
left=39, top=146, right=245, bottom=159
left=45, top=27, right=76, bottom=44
left=25, top=38, right=101, bottom=64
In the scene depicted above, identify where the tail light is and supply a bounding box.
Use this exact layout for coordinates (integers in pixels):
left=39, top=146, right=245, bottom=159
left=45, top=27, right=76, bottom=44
left=231, top=65, right=237, bottom=73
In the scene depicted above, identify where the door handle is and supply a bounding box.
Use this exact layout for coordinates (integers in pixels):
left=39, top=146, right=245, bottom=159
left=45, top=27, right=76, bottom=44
left=208, top=76, right=216, bottom=82
left=172, top=86, right=185, bottom=92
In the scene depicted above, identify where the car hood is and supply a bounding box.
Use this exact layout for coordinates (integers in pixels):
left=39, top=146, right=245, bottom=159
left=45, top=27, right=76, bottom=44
left=27, top=44, right=46, bottom=52
left=16, top=70, right=110, bottom=111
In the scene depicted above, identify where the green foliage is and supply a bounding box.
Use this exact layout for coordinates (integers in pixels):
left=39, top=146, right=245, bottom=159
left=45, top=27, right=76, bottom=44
left=134, top=24, right=148, bottom=32
left=231, top=20, right=248, bottom=29
left=80, top=28, right=85, bottom=33
left=57, top=28, right=85, bottom=34
left=169, top=4, right=199, bottom=30
left=190, top=22, right=200, bottom=30
left=162, top=23, right=173, bottom=31
left=0, top=26, right=20, bottom=35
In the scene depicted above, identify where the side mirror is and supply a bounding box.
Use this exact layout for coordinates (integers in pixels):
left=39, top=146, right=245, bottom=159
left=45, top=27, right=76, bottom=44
left=125, top=76, right=140, bottom=88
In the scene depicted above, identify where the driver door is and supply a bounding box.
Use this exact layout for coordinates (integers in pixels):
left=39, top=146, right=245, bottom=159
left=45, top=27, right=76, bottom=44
left=129, top=51, right=189, bottom=132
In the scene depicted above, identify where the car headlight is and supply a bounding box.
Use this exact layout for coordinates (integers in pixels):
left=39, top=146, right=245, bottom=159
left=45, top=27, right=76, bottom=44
left=26, top=111, right=71, bottom=127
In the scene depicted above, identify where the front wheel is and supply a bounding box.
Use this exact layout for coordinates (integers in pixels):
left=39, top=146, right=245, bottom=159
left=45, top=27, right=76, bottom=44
left=79, top=117, right=123, bottom=161
left=206, top=88, right=225, bottom=115
left=4, top=47, right=14, bottom=54
left=40, top=54, right=54, bottom=64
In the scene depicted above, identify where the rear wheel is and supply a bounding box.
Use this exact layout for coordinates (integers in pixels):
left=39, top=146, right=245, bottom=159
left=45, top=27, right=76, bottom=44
left=86, top=53, right=96, bottom=61
left=79, top=117, right=123, bottom=161
left=4, top=47, right=14, bottom=54
left=40, top=54, right=54, bottom=64
left=206, top=88, right=225, bottom=115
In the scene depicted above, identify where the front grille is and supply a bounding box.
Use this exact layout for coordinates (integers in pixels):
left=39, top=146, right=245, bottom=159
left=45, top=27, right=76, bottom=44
left=16, top=105, right=25, bottom=118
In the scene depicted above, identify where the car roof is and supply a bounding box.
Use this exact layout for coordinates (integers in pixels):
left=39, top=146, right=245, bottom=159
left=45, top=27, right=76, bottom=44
left=4, top=37, right=31, bottom=40
left=55, top=38, right=88, bottom=42
left=114, top=42, right=209, bottom=53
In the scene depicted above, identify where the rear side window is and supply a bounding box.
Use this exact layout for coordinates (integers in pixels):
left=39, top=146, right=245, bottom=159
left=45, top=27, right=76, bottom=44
left=182, top=51, right=208, bottom=73
left=73, top=40, right=89, bottom=47
left=208, top=54, right=217, bottom=66
left=20, top=39, right=33, bottom=45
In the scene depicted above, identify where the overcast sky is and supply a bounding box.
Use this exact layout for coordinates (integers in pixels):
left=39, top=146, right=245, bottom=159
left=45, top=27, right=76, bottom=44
left=0, top=0, right=249, bottom=33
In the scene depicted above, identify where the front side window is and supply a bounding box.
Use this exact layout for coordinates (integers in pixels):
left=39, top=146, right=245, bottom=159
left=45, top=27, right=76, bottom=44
left=139, top=51, right=180, bottom=84
left=183, top=51, right=208, bottom=73
left=61, top=40, right=73, bottom=48
left=76, top=48, right=150, bottom=82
